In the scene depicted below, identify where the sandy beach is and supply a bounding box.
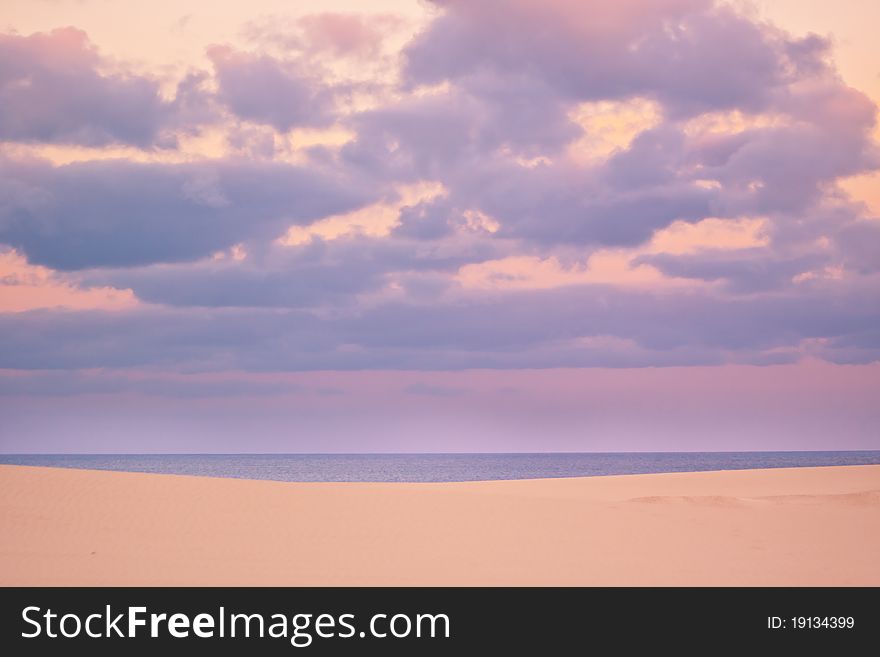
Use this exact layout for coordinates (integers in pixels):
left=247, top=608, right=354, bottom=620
left=1, top=463, right=878, bottom=586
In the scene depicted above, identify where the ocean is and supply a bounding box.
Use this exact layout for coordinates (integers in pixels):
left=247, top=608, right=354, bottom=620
left=1, top=451, right=879, bottom=483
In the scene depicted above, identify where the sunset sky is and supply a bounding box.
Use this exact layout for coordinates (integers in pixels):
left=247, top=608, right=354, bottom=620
left=1, top=0, right=878, bottom=452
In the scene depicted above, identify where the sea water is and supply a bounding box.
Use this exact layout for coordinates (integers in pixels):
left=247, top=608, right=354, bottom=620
left=1, top=451, right=879, bottom=482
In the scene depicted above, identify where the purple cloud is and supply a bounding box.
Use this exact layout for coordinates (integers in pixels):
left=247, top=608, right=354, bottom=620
left=0, top=1, right=878, bottom=386
left=0, top=28, right=210, bottom=147
left=208, top=45, right=336, bottom=131
left=79, top=231, right=499, bottom=308
left=0, top=157, right=378, bottom=269
left=1, top=279, right=878, bottom=372
left=403, top=0, right=830, bottom=116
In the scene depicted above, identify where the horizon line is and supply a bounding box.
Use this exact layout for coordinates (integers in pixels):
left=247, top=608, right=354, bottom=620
left=3, top=449, right=879, bottom=457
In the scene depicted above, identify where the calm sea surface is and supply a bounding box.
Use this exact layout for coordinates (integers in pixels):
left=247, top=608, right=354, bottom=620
left=1, top=451, right=879, bottom=483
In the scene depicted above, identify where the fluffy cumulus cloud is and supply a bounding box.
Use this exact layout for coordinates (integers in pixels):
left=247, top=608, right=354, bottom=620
left=0, top=0, right=879, bottom=386
left=208, top=45, right=337, bottom=131
left=403, top=0, right=828, bottom=116
left=0, top=28, right=211, bottom=147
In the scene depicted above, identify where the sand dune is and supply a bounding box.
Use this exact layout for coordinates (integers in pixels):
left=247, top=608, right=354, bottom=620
left=1, top=464, right=878, bottom=586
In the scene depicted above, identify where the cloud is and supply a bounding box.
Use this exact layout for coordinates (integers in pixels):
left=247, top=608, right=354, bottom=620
left=0, top=370, right=301, bottom=398
left=244, top=12, right=405, bottom=59
left=403, top=0, right=831, bottom=117
left=404, top=382, right=465, bottom=396
left=0, top=28, right=209, bottom=147
left=461, top=162, right=716, bottom=247
left=208, top=45, right=336, bottom=131
left=634, top=249, right=830, bottom=292
left=0, top=156, right=379, bottom=270
left=337, top=1, right=877, bottom=254
left=1, top=279, right=878, bottom=372
left=393, top=198, right=459, bottom=240
left=0, top=1, right=878, bottom=377
left=80, top=230, right=500, bottom=308
left=836, top=220, right=880, bottom=274
left=293, top=13, right=402, bottom=58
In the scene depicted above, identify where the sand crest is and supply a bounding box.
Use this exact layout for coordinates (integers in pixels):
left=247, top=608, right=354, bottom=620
left=1, top=464, right=878, bottom=586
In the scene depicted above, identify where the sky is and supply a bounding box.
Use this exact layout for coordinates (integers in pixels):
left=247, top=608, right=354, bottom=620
left=1, top=0, right=878, bottom=453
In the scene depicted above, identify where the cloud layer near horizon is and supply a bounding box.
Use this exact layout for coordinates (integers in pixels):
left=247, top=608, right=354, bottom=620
left=1, top=0, right=879, bottom=387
